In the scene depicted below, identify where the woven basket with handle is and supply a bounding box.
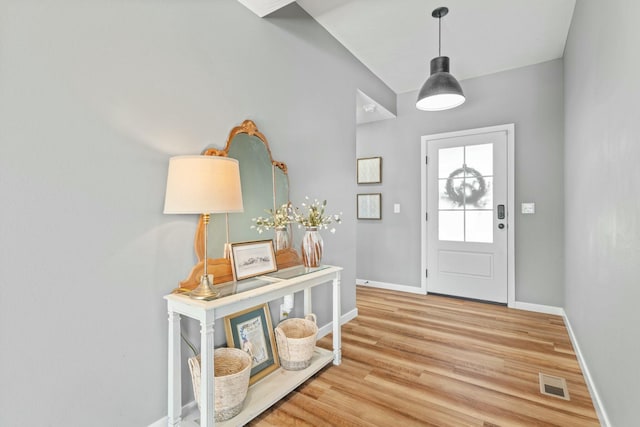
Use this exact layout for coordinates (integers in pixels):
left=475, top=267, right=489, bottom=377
left=188, top=347, right=252, bottom=421
left=275, top=313, right=318, bottom=371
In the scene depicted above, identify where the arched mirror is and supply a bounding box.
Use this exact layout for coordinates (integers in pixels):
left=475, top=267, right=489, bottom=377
left=203, top=131, right=289, bottom=258
left=178, top=120, right=300, bottom=290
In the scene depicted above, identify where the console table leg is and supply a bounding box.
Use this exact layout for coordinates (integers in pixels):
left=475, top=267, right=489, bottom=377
left=168, top=311, right=182, bottom=426
left=200, top=318, right=215, bottom=427
left=332, top=272, right=342, bottom=365
left=303, top=288, right=312, bottom=316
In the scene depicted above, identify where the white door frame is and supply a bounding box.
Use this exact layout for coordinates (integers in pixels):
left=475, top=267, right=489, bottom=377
left=421, top=124, right=516, bottom=307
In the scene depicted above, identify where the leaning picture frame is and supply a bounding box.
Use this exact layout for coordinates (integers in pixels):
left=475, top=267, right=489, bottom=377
left=224, top=303, right=279, bottom=384
left=230, top=240, right=278, bottom=281
left=357, top=193, right=382, bottom=220
left=357, top=156, right=382, bottom=184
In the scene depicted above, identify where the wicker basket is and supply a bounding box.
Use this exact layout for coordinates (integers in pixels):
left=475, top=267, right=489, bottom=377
left=275, top=313, right=318, bottom=371
left=188, top=347, right=252, bottom=421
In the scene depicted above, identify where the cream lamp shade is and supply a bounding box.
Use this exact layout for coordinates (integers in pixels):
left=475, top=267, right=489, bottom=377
left=164, top=155, right=244, bottom=214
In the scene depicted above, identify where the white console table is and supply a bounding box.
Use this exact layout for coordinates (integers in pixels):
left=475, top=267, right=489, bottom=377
left=164, top=265, right=343, bottom=427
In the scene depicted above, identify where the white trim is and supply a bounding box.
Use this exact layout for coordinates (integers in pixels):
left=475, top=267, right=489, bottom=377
left=563, top=312, right=611, bottom=427
left=356, top=279, right=426, bottom=295
left=148, top=400, right=198, bottom=427
left=317, top=308, right=358, bottom=339
left=421, top=124, right=516, bottom=304
left=511, top=301, right=564, bottom=316
left=506, top=124, right=515, bottom=308
left=420, top=140, right=429, bottom=294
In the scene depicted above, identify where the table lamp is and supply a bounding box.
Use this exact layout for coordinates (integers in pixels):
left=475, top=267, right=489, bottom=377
left=164, top=155, right=244, bottom=299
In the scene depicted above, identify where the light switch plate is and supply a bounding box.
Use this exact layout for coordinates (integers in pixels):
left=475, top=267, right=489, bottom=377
left=393, top=203, right=400, bottom=213
left=521, top=202, right=535, bottom=214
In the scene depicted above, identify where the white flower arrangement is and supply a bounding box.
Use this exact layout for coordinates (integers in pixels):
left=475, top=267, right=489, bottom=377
left=293, top=197, right=342, bottom=233
left=250, top=203, right=293, bottom=234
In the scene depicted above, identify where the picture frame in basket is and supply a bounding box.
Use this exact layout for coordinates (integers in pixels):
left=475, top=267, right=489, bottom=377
left=224, top=303, right=280, bottom=384
left=230, top=240, right=278, bottom=281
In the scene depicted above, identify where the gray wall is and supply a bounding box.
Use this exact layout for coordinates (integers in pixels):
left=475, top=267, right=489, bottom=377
left=0, top=1, right=394, bottom=425
left=564, top=1, right=640, bottom=425
left=357, top=59, right=565, bottom=306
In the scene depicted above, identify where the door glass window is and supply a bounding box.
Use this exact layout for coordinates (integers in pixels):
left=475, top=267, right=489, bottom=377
left=438, top=211, right=464, bottom=242
left=438, top=147, right=464, bottom=179
left=438, top=143, right=493, bottom=243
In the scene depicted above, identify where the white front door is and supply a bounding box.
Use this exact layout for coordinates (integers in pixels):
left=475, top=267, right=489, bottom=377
left=422, top=126, right=512, bottom=303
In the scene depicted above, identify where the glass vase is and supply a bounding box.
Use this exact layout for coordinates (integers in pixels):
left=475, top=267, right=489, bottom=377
left=274, top=226, right=291, bottom=251
left=301, top=227, right=323, bottom=268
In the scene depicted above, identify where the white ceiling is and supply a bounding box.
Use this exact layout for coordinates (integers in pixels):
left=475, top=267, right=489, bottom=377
left=242, top=0, right=576, bottom=95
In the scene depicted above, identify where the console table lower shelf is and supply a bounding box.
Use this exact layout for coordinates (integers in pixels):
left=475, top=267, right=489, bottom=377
left=181, top=347, right=334, bottom=426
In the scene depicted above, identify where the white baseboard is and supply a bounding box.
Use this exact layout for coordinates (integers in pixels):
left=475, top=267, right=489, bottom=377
left=148, top=400, right=198, bottom=427
left=505, top=299, right=610, bottom=425
left=317, top=308, right=358, bottom=339
left=563, top=312, right=611, bottom=427
left=511, top=301, right=564, bottom=316
left=356, top=279, right=426, bottom=295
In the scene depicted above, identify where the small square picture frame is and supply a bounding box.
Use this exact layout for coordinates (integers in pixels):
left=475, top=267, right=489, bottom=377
left=357, top=193, right=382, bottom=220
left=224, top=303, right=279, bottom=384
left=357, top=157, right=382, bottom=184
left=230, top=240, right=277, bottom=281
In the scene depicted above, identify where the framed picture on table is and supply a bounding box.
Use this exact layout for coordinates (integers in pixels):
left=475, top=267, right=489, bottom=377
left=224, top=303, right=279, bottom=384
left=230, top=240, right=277, bottom=281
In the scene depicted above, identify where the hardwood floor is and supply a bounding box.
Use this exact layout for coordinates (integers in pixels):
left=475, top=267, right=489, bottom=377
left=250, top=286, right=600, bottom=426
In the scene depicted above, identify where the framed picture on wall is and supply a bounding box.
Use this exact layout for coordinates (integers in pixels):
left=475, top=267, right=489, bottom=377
left=357, top=157, right=382, bottom=184
left=224, top=303, right=279, bottom=384
left=357, top=193, right=382, bottom=220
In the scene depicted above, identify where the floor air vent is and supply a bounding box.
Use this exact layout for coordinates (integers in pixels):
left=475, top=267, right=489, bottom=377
left=539, top=373, right=570, bottom=400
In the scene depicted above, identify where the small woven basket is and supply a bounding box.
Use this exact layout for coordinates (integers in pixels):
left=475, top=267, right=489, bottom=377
left=275, top=313, right=318, bottom=371
left=188, top=347, right=252, bottom=421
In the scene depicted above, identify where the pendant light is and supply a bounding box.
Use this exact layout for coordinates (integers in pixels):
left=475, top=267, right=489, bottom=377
left=416, top=7, right=465, bottom=111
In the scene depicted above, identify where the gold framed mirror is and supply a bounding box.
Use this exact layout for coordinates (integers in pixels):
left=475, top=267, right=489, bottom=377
left=177, top=120, right=301, bottom=291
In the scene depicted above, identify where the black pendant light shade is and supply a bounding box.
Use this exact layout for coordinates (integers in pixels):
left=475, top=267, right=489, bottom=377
left=416, top=56, right=465, bottom=111
left=416, top=7, right=465, bottom=111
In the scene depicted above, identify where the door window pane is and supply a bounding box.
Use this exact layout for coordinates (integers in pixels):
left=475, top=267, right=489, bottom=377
left=464, top=176, right=493, bottom=209
left=465, top=143, right=493, bottom=177
left=465, top=211, right=494, bottom=243
left=439, top=211, right=464, bottom=242
left=438, top=146, right=464, bottom=179
left=439, top=178, right=465, bottom=209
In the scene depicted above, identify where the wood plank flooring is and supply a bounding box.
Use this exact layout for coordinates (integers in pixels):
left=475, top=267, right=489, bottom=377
left=250, top=286, right=600, bottom=426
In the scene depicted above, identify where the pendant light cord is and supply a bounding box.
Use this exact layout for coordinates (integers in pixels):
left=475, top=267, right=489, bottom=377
left=438, top=13, right=442, bottom=56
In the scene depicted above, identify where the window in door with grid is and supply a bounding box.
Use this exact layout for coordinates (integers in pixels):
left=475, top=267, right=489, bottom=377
left=437, top=143, right=493, bottom=243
